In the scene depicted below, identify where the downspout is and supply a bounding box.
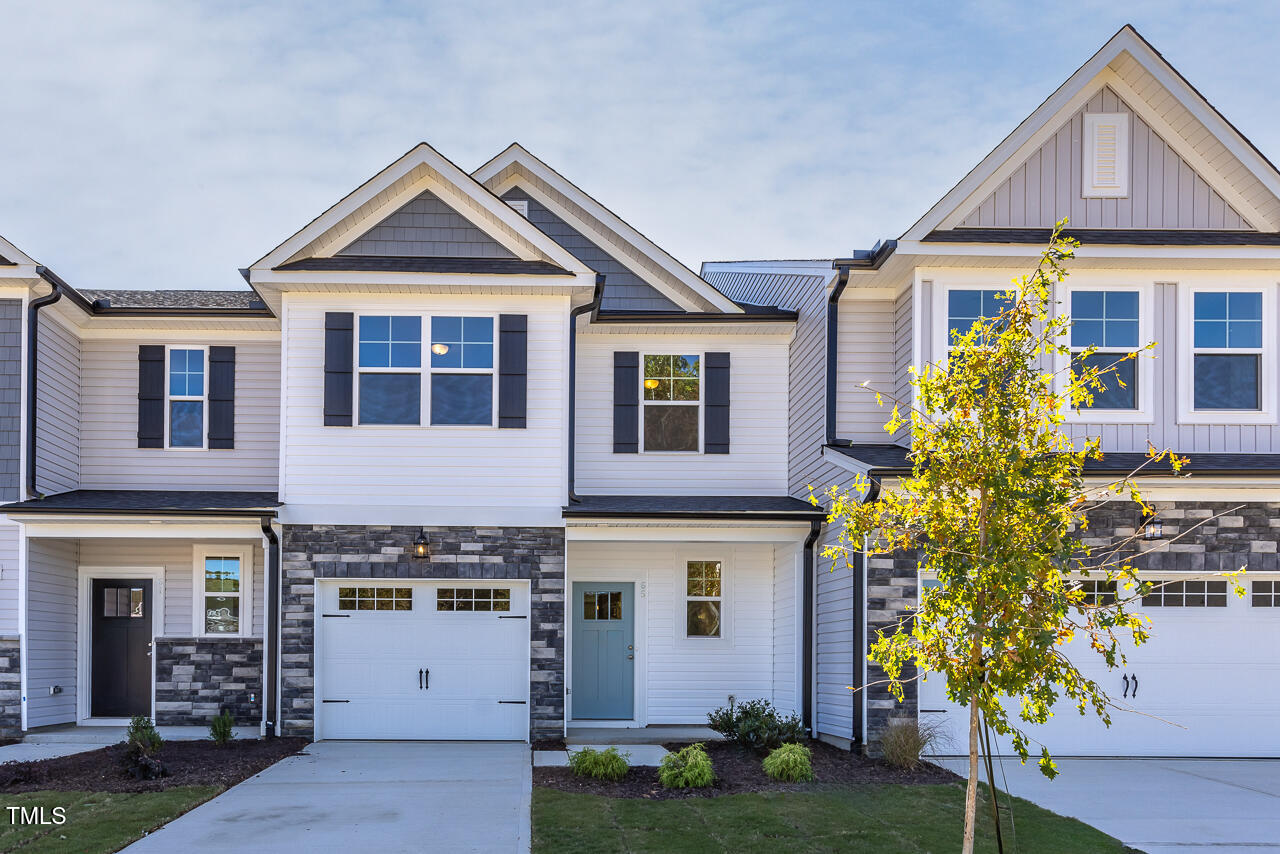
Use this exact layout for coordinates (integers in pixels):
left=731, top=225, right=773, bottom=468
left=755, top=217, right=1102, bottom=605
left=825, top=267, right=850, bottom=446
left=27, top=268, right=68, bottom=499
left=566, top=273, right=606, bottom=504
left=802, top=518, right=821, bottom=735
left=261, top=517, right=280, bottom=738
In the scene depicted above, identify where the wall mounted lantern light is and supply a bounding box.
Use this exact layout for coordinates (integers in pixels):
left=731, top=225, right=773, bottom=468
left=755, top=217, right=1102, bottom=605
left=1143, top=516, right=1163, bottom=540
left=412, top=528, right=430, bottom=559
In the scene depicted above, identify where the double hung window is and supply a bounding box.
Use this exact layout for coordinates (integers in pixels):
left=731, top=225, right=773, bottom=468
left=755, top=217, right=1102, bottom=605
left=168, top=348, right=206, bottom=447
left=642, top=355, right=700, bottom=451
left=946, top=289, right=1015, bottom=352
left=1192, top=292, right=1262, bottom=411
left=193, top=546, right=252, bottom=637
left=430, top=316, right=494, bottom=425
left=685, top=560, right=723, bottom=638
left=1069, top=290, right=1140, bottom=410
left=358, top=316, right=422, bottom=425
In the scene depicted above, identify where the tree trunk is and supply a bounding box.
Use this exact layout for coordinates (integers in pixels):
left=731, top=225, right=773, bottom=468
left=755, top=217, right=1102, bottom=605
left=963, top=692, right=980, bottom=854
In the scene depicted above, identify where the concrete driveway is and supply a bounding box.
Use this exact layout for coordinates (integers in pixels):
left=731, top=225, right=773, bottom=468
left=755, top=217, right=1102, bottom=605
left=124, top=741, right=531, bottom=854
left=936, top=757, right=1280, bottom=853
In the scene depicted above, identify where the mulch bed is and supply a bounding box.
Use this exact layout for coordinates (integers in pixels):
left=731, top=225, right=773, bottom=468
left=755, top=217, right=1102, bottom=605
left=0, top=738, right=308, bottom=794
left=534, top=739, right=959, bottom=800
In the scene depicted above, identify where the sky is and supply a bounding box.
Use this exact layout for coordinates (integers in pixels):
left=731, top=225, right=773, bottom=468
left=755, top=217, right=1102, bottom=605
left=3, top=0, right=1280, bottom=291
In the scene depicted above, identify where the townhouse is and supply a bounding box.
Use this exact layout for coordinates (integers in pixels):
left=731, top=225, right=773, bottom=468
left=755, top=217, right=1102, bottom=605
left=707, top=26, right=1280, bottom=757
left=0, top=144, right=822, bottom=744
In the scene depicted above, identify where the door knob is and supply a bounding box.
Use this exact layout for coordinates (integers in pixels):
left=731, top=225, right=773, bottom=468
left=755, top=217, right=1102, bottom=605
left=627, top=654, right=634, bottom=660
left=627, top=644, right=633, bottom=650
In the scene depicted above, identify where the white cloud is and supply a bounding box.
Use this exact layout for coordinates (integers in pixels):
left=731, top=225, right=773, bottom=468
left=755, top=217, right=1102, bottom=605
left=1, top=0, right=1278, bottom=289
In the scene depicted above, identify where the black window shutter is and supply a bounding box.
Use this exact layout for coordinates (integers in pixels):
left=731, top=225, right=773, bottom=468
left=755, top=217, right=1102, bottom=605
left=704, top=352, right=730, bottom=454
left=137, top=345, right=165, bottom=448
left=613, top=351, right=639, bottom=453
left=324, top=312, right=354, bottom=426
left=497, top=314, right=527, bottom=428
left=208, top=346, right=236, bottom=449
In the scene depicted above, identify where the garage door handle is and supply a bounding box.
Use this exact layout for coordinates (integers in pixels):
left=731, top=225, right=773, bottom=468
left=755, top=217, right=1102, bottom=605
left=419, top=668, right=423, bottom=690
left=1122, top=674, right=1130, bottom=698
left=425, top=668, right=429, bottom=690
left=498, top=615, right=526, bottom=619
left=498, top=700, right=526, bottom=705
left=1131, top=674, right=1138, bottom=698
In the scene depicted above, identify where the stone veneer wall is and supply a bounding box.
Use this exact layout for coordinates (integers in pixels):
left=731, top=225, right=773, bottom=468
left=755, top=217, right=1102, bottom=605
left=154, top=638, right=263, bottom=726
left=0, top=637, right=19, bottom=737
left=865, top=500, right=1280, bottom=752
left=281, top=525, right=566, bottom=740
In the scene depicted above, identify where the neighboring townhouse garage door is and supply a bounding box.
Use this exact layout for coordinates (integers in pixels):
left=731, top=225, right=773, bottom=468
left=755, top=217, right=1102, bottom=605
left=317, top=580, right=529, bottom=740
left=919, top=576, right=1280, bottom=757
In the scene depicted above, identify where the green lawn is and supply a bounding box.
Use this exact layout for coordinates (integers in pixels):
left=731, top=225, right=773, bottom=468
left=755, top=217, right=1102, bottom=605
left=533, top=783, right=1127, bottom=854
left=0, top=787, right=221, bottom=854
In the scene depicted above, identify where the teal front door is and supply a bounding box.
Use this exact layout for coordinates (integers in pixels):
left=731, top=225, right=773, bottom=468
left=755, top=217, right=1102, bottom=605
left=571, top=582, right=635, bottom=720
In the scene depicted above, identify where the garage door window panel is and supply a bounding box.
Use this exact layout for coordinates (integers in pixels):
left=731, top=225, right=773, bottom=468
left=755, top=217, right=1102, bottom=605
left=1143, top=579, right=1228, bottom=607
left=1252, top=580, right=1279, bottom=607
left=338, top=586, right=413, bottom=611
left=437, top=587, right=511, bottom=612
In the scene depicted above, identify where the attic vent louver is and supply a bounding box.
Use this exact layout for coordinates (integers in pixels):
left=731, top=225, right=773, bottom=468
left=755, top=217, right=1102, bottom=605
left=506, top=199, right=529, bottom=217
left=1083, top=112, right=1130, bottom=198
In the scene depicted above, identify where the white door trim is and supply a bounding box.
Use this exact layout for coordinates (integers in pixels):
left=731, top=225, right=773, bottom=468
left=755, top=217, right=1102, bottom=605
left=77, top=566, right=166, bottom=725
left=566, top=577, right=648, bottom=728
left=312, top=577, right=532, bottom=742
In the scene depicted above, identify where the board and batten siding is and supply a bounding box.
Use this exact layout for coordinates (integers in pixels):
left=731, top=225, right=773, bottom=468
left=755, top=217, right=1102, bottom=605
left=836, top=298, right=898, bottom=442
left=566, top=540, right=780, bottom=723
left=281, top=293, right=567, bottom=519
left=574, top=330, right=789, bottom=495
left=78, top=339, right=280, bottom=490
left=25, top=538, right=79, bottom=727
left=35, top=316, right=81, bottom=494
left=960, top=86, right=1252, bottom=230
left=702, top=269, right=832, bottom=498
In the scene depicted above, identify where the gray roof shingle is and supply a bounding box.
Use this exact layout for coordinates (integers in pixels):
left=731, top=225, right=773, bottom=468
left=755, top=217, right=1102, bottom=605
left=4, top=490, right=280, bottom=515
left=78, top=289, right=268, bottom=310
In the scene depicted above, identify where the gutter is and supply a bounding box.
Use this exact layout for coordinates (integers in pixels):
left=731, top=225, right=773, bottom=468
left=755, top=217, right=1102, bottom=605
left=27, top=268, right=69, bottom=498
left=566, top=274, right=606, bottom=504
left=592, top=310, right=798, bottom=324
left=562, top=511, right=825, bottom=522
left=261, top=517, right=280, bottom=738
left=802, top=518, right=821, bottom=735
left=4, top=506, right=279, bottom=517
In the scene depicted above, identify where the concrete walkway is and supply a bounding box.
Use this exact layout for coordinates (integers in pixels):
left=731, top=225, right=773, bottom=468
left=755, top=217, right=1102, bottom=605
left=124, top=741, right=531, bottom=854
left=936, top=757, right=1280, bottom=853
left=0, top=741, right=106, bottom=762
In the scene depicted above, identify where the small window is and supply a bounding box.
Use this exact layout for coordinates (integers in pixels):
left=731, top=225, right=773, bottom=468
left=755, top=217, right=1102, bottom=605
left=685, top=560, right=722, bottom=638
left=436, top=587, right=511, bottom=612
left=193, top=546, right=253, bottom=637
left=1074, top=579, right=1117, bottom=606
left=339, top=586, right=414, bottom=611
left=1192, top=292, right=1262, bottom=411
left=1252, top=580, right=1279, bottom=607
left=583, top=591, right=623, bottom=621
left=947, top=290, right=1015, bottom=348
left=1142, top=579, right=1227, bottom=608
left=168, top=348, right=205, bottom=448
left=358, top=316, right=422, bottom=425
left=1070, top=291, right=1139, bottom=410
left=430, top=316, right=494, bottom=425
left=103, top=587, right=145, bottom=619
left=643, top=355, right=700, bottom=452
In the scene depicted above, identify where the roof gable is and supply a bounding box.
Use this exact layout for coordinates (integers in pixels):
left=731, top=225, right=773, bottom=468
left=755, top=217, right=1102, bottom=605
left=905, top=26, right=1280, bottom=241
left=473, top=143, right=740, bottom=313
left=250, top=143, right=589, bottom=275
left=336, top=189, right=517, bottom=259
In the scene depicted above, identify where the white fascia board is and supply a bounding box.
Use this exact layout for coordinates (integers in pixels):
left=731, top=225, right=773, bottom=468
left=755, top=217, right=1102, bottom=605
left=896, top=240, right=1280, bottom=262
left=14, top=518, right=267, bottom=538
left=251, top=143, right=589, bottom=275
left=249, top=269, right=588, bottom=288
left=565, top=522, right=813, bottom=543
left=821, top=446, right=877, bottom=480
left=278, top=503, right=564, bottom=527
left=0, top=235, right=37, bottom=266
left=475, top=145, right=742, bottom=313
left=1083, top=477, right=1280, bottom=501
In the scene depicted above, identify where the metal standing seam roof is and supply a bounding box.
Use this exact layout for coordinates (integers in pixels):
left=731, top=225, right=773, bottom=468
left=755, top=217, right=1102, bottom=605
left=3, top=490, right=281, bottom=516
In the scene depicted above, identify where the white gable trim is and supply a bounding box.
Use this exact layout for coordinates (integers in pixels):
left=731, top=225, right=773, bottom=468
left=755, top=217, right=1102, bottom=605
left=909, top=27, right=1280, bottom=239
left=487, top=173, right=704, bottom=312
left=251, top=144, right=589, bottom=275
left=0, top=234, right=36, bottom=266
left=474, top=144, right=741, bottom=313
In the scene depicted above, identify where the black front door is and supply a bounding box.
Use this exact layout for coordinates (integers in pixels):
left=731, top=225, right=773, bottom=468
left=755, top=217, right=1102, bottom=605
left=91, top=579, right=153, bottom=718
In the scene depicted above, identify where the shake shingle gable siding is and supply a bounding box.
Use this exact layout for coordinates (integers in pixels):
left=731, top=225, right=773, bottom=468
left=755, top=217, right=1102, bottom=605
left=500, top=187, right=680, bottom=311
left=336, top=189, right=518, bottom=259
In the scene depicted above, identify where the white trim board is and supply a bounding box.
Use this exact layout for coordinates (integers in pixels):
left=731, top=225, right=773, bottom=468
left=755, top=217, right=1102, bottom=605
left=76, top=566, right=166, bottom=725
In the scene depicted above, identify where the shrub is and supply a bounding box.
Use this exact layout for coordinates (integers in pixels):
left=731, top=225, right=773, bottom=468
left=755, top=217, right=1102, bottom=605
left=567, top=746, right=630, bottom=782
left=210, top=710, right=236, bottom=747
left=707, top=698, right=805, bottom=753
left=878, top=717, right=947, bottom=771
left=762, top=742, right=815, bottom=782
left=122, top=715, right=166, bottom=780
left=658, top=742, right=714, bottom=788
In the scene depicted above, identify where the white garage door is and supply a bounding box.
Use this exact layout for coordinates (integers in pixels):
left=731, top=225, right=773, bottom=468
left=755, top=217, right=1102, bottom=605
left=317, top=580, right=529, bottom=740
left=919, top=576, right=1280, bottom=757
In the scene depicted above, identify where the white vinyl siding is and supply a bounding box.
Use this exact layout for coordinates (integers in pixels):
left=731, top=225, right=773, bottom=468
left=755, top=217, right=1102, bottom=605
left=25, top=539, right=80, bottom=728
left=575, top=331, right=789, bottom=494
left=836, top=298, right=898, bottom=442
left=281, top=293, right=567, bottom=522
left=78, top=339, right=279, bottom=490
left=567, top=541, right=781, bottom=723
left=0, top=524, right=20, bottom=635
left=35, top=316, right=81, bottom=494
left=815, top=502, right=855, bottom=742
left=771, top=541, right=801, bottom=717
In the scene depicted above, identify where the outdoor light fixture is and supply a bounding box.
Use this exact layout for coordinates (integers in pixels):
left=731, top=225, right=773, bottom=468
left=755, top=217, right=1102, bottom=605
left=1143, top=517, right=1163, bottom=540
left=412, top=528, right=430, bottom=559
left=431, top=343, right=450, bottom=356
left=644, top=379, right=660, bottom=389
